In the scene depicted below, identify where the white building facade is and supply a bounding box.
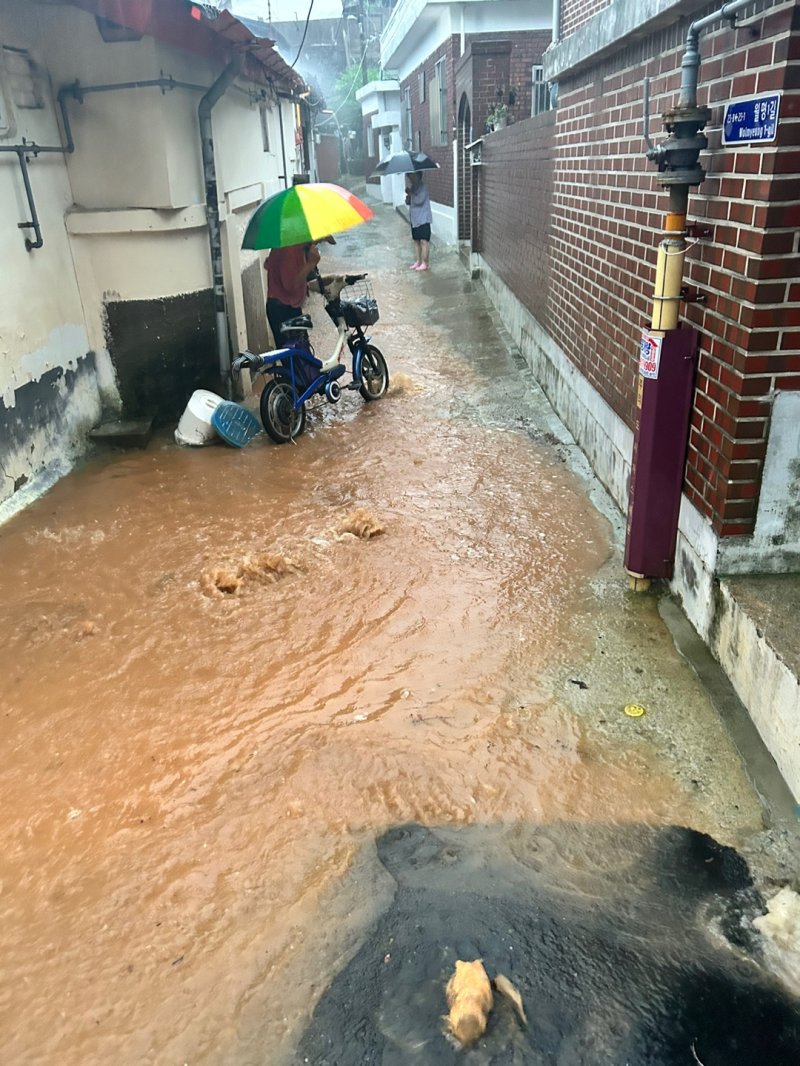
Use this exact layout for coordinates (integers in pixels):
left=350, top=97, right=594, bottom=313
left=0, top=0, right=307, bottom=512
left=356, top=79, right=404, bottom=206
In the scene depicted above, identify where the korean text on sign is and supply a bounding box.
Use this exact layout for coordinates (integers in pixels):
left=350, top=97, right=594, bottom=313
left=723, top=92, right=781, bottom=145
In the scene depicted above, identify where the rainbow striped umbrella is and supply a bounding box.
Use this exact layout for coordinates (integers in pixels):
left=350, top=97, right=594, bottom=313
left=241, top=183, right=374, bottom=250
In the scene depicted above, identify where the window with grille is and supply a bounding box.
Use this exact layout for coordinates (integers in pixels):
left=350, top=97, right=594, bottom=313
left=531, top=65, right=550, bottom=117
left=428, top=56, right=447, bottom=147
left=402, top=85, right=412, bottom=149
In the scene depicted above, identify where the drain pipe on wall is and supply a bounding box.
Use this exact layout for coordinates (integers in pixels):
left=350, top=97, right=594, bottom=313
left=199, top=58, right=242, bottom=396
left=276, top=92, right=292, bottom=187
left=624, top=0, right=756, bottom=587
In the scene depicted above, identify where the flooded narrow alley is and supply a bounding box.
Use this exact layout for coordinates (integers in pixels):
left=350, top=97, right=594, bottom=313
left=1, top=203, right=798, bottom=1064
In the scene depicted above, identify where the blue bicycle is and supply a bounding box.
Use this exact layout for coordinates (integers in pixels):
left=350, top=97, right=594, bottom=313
left=232, top=273, right=389, bottom=444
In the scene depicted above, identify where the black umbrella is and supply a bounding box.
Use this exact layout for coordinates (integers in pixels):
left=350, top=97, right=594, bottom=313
left=372, top=151, right=440, bottom=176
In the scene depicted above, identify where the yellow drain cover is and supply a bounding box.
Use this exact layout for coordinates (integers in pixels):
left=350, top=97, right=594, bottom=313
left=624, top=704, right=647, bottom=718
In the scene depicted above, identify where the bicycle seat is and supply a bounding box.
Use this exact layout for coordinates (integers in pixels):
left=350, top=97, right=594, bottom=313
left=281, top=314, right=313, bottom=332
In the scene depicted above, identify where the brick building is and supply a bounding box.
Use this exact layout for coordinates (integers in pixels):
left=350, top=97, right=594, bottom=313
left=469, top=0, right=800, bottom=793
left=472, top=0, right=799, bottom=632
left=380, top=0, right=552, bottom=241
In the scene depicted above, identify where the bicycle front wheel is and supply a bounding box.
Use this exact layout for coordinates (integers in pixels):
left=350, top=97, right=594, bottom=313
left=260, top=379, right=306, bottom=443
left=358, top=345, right=389, bottom=401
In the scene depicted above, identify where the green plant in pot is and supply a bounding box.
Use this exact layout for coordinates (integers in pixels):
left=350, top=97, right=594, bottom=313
left=486, top=102, right=508, bottom=130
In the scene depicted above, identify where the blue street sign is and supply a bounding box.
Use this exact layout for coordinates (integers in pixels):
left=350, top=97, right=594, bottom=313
left=722, top=92, right=781, bottom=145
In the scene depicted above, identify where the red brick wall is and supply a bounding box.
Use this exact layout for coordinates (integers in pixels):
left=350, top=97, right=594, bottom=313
left=686, top=4, right=800, bottom=533
left=482, top=112, right=555, bottom=326
left=400, top=30, right=551, bottom=210
left=561, top=0, right=612, bottom=40
left=478, top=0, right=800, bottom=537
left=402, top=37, right=460, bottom=208
left=509, top=30, right=552, bottom=118
left=472, top=40, right=512, bottom=135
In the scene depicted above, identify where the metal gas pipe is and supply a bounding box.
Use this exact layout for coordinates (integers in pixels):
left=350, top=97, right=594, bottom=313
left=643, top=0, right=753, bottom=330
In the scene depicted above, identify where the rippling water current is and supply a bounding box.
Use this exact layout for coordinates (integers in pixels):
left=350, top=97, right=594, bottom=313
left=0, top=255, right=778, bottom=1064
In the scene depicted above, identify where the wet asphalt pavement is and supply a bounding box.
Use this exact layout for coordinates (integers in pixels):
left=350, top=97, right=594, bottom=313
left=298, top=822, right=800, bottom=1065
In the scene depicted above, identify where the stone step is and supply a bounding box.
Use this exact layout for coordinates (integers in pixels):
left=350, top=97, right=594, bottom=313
left=89, top=418, right=153, bottom=448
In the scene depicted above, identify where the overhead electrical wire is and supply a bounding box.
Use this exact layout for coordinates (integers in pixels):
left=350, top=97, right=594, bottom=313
left=321, top=35, right=372, bottom=119
left=290, top=0, right=315, bottom=68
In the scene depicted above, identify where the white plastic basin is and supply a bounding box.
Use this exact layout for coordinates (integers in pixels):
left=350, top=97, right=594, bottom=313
left=174, top=389, right=225, bottom=446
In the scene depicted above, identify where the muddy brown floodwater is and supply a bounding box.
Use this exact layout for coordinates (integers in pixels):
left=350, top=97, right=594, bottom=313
left=0, top=211, right=769, bottom=1065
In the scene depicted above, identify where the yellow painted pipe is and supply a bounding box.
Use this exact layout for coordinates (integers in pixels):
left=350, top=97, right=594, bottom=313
left=650, top=210, right=686, bottom=331
left=651, top=244, right=685, bottom=330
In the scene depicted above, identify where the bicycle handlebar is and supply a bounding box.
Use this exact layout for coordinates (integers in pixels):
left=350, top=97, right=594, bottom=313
left=232, top=351, right=264, bottom=375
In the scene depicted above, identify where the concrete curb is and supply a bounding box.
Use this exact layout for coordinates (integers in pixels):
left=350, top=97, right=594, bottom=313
left=659, top=596, right=799, bottom=825
left=473, top=249, right=800, bottom=819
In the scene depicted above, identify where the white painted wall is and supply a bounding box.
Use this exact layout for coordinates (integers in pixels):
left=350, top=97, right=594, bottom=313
left=383, top=6, right=454, bottom=79
left=0, top=0, right=300, bottom=509
left=432, top=199, right=458, bottom=243
left=357, top=80, right=404, bottom=205
left=382, top=0, right=551, bottom=77
left=672, top=495, right=720, bottom=640
left=0, top=1, right=106, bottom=504
left=674, top=393, right=800, bottom=603
left=386, top=127, right=405, bottom=207
left=38, top=7, right=177, bottom=209
left=39, top=5, right=294, bottom=210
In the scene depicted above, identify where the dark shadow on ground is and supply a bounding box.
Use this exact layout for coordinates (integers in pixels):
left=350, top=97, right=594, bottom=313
left=297, top=822, right=800, bottom=1065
